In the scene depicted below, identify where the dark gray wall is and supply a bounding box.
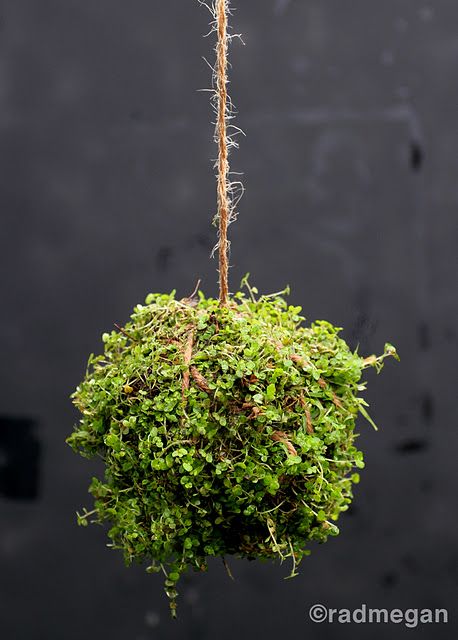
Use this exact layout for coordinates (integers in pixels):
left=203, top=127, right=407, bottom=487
left=0, top=1, right=456, bottom=638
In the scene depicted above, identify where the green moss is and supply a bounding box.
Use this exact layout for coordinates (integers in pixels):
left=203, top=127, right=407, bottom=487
left=67, top=281, right=398, bottom=616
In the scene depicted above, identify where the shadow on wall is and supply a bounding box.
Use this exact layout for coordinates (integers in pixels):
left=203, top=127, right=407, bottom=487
left=0, top=416, right=41, bottom=501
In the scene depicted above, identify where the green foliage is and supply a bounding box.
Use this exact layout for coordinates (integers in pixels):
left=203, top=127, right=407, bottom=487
left=67, top=282, right=398, bottom=616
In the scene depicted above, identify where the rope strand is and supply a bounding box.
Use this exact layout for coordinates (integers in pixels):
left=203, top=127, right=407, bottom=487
left=216, top=0, right=230, bottom=306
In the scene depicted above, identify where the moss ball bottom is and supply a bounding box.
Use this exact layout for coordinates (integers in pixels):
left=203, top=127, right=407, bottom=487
left=68, top=285, right=397, bottom=615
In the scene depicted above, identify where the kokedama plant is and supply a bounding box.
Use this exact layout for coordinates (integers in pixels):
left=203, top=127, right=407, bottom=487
left=67, top=0, right=398, bottom=618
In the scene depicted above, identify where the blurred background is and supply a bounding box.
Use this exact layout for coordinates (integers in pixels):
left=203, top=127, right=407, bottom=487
left=0, top=1, right=456, bottom=638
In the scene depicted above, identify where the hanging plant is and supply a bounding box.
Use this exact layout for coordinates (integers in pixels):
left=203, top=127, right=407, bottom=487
left=67, top=0, right=398, bottom=618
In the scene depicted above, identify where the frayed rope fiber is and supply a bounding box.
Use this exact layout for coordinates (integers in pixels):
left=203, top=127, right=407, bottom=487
left=216, top=0, right=230, bottom=305
left=202, top=0, right=244, bottom=305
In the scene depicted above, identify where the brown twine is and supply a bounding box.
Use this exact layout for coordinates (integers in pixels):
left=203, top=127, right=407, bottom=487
left=181, top=327, right=195, bottom=400
left=215, top=0, right=230, bottom=306
left=271, top=431, right=298, bottom=457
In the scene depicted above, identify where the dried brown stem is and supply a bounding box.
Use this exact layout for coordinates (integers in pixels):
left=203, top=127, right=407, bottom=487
left=114, top=323, right=137, bottom=342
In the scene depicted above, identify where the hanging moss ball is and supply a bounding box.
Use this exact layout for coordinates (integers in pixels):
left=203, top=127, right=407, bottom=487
left=68, top=282, right=397, bottom=615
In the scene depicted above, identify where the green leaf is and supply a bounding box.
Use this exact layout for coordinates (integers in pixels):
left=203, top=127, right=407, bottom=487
left=266, top=384, right=276, bottom=401
left=358, top=404, right=378, bottom=431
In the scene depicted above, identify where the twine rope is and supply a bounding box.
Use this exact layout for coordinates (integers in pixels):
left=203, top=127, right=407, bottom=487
left=215, top=0, right=230, bottom=305
left=200, top=0, right=243, bottom=303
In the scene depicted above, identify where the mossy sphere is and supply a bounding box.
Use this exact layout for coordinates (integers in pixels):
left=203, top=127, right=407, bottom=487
left=68, top=285, right=397, bottom=615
